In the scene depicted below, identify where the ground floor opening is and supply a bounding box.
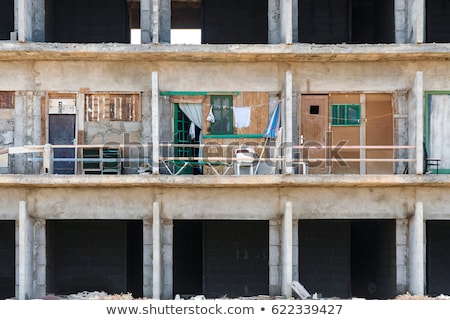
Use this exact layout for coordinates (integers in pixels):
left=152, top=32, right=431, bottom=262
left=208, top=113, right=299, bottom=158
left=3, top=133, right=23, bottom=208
left=46, top=220, right=143, bottom=297
left=426, top=220, right=450, bottom=296
left=173, top=220, right=269, bottom=299
left=0, top=220, right=15, bottom=299
left=298, top=219, right=396, bottom=299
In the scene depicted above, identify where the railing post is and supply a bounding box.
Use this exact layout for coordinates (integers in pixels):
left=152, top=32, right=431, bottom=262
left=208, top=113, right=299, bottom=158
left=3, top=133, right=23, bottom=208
left=42, top=144, right=53, bottom=174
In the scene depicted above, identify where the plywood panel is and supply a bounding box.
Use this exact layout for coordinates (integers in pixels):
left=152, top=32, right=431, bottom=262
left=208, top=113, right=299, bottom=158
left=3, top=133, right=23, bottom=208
left=332, top=126, right=360, bottom=174
left=366, top=94, right=393, bottom=174
left=301, top=95, right=329, bottom=174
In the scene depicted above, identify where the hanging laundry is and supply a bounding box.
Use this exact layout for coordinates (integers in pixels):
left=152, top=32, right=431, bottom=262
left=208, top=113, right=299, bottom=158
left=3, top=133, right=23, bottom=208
left=233, top=106, right=251, bottom=128
left=189, top=121, right=196, bottom=140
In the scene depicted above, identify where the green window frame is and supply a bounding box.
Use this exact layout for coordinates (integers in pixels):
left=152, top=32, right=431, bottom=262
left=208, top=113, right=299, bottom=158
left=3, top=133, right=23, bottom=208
left=210, top=96, right=233, bottom=134
left=331, top=104, right=361, bottom=126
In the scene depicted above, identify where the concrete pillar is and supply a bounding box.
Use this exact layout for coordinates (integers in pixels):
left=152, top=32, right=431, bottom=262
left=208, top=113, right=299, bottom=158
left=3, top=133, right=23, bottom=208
left=160, top=0, right=171, bottom=43
left=152, top=72, right=160, bottom=174
left=34, top=219, right=46, bottom=298
left=414, top=71, right=424, bottom=175
left=394, top=0, right=408, bottom=44
left=152, top=202, right=161, bottom=299
left=18, top=0, right=32, bottom=42
left=269, top=219, right=281, bottom=295
left=408, top=201, right=424, bottom=295
left=31, top=0, right=45, bottom=41
left=281, top=201, right=293, bottom=298
left=291, top=0, right=298, bottom=43
left=162, top=219, right=173, bottom=299
left=18, top=201, right=33, bottom=299
left=407, top=0, right=425, bottom=43
left=42, top=144, right=53, bottom=174
left=268, top=0, right=280, bottom=44
left=280, top=0, right=293, bottom=44
left=284, top=70, right=293, bottom=174
left=396, top=219, right=408, bottom=294
left=292, top=219, right=299, bottom=282
left=152, top=0, right=160, bottom=44
left=143, top=219, right=153, bottom=297
left=141, top=0, right=152, bottom=44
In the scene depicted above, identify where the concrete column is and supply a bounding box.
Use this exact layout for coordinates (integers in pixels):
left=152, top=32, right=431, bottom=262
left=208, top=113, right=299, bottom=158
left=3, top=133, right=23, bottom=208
left=152, top=202, right=161, bottom=299
left=284, top=70, right=293, bottom=174
left=396, top=219, right=408, bottom=294
left=141, top=0, right=152, bottom=44
left=34, top=219, right=46, bottom=298
left=407, top=0, right=425, bottom=43
left=18, top=201, right=33, bottom=299
left=159, top=0, right=171, bottom=43
left=143, top=219, right=153, bottom=297
left=152, top=72, right=160, bottom=174
left=291, top=0, right=298, bottom=43
left=281, top=201, right=293, bottom=298
left=268, top=0, right=280, bottom=44
left=152, top=0, right=160, bottom=44
left=31, top=0, right=45, bottom=41
left=394, top=0, right=407, bottom=44
left=292, top=219, right=299, bottom=282
left=280, top=0, right=293, bottom=44
left=42, top=144, right=53, bottom=174
left=414, top=71, right=424, bottom=175
left=162, top=219, right=173, bottom=299
left=408, top=201, right=424, bottom=295
left=18, top=0, right=32, bottom=42
left=269, top=219, right=281, bottom=295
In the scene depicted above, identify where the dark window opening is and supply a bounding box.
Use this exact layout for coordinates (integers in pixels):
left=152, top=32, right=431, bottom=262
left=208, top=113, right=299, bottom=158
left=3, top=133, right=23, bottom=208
left=0, top=221, right=15, bottom=299
left=426, top=221, right=450, bottom=295
left=426, top=0, right=450, bottom=43
left=298, top=0, right=394, bottom=44
left=45, top=0, right=131, bottom=43
left=210, top=96, right=233, bottom=134
left=46, top=220, right=143, bottom=298
left=0, top=0, right=14, bottom=40
left=299, top=219, right=396, bottom=299
left=173, top=220, right=269, bottom=299
left=201, top=0, right=268, bottom=44
left=310, top=105, right=320, bottom=115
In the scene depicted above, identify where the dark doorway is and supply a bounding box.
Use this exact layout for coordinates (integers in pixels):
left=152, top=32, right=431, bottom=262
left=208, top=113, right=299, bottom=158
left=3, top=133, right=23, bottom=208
left=0, top=221, right=15, bottom=299
left=46, top=220, right=143, bottom=297
left=202, top=0, right=268, bottom=44
left=350, top=220, right=396, bottom=299
left=173, top=220, right=203, bottom=296
left=0, top=0, right=14, bottom=40
left=426, top=220, right=450, bottom=295
left=299, top=219, right=396, bottom=299
left=49, top=114, right=76, bottom=174
left=173, top=220, right=269, bottom=298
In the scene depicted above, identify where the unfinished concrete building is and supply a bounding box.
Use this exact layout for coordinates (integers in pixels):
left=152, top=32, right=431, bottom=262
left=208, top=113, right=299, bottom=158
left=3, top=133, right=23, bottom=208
left=1, top=0, right=450, bottom=300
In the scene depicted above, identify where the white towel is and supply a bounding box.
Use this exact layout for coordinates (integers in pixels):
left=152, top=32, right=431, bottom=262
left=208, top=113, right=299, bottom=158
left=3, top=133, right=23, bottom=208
left=233, top=107, right=251, bottom=128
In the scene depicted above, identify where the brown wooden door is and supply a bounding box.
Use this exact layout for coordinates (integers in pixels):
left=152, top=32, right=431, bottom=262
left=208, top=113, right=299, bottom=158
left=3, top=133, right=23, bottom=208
left=300, top=95, right=329, bottom=174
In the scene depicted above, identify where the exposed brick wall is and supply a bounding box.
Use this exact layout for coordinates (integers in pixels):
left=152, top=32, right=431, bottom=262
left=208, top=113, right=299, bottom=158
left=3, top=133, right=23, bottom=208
left=0, top=221, right=15, bottom=299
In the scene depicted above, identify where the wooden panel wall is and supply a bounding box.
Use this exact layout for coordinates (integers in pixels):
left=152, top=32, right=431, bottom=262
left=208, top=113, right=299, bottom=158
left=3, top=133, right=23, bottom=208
left=330, top=94, right=360, bottom=174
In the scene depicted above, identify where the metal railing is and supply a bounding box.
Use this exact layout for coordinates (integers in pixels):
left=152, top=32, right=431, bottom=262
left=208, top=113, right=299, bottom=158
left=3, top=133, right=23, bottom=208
left=1, top=143, right=417, bottom=175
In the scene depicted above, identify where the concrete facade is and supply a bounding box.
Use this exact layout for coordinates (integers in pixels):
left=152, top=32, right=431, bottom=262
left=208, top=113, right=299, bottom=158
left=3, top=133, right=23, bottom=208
left=1, top=0, right=450, bottom=300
